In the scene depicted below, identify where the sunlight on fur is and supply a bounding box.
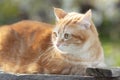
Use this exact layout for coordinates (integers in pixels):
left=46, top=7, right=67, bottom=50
left=0, top=8, right=105, bottom=75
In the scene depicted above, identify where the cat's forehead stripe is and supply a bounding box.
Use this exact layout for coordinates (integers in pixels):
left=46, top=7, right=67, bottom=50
left=60, top=13, right=83, bottom=26
left=56, top=13, right=83, bottom=34
left=63, top=14, right=83, bottom=32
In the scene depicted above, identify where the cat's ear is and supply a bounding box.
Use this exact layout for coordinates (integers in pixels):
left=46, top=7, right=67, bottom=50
left=79, top=9, right=92, bottom=29
left=54, top=7, right=67, bottom=21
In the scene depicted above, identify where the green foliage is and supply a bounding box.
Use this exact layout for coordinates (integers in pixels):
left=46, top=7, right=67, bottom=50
left=102, top=40, right=120, bottom=66
left=0, top=0, right=20, bottom=25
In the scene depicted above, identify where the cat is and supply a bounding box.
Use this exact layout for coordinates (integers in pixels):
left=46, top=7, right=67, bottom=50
left=0, top=8, right=105, bottom=75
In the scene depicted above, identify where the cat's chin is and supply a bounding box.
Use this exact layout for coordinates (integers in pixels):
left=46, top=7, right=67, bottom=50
left=54, top=45, right=68, bottom=54
left=54, top=45, right=80, bottom=55
left=56, top=48, right=68, bottom=54
left=57, top=49, right=75, bottom=55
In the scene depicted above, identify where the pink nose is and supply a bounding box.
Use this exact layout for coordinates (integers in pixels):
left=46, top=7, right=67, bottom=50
left=56, top=43, right=60, bottom=47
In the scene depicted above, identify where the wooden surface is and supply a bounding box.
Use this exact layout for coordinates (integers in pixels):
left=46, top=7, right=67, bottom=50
left=0, top=68, right=120, bottom=80
left=86, top=67, right=120, bottom=77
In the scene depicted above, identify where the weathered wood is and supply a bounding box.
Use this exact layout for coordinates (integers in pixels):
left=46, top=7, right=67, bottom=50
left=0, top=68, right=120, bottom=80
left=86, top=67, right=120, bottom=77
left=0, top=73, right=94, bottom=80
left=0, top=73, right=120, bottom=80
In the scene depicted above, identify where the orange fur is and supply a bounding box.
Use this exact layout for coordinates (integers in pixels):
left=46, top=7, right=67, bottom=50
left=0, top=8, right=105, bottom=75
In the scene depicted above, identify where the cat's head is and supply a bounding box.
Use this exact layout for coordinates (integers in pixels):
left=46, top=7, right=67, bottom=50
left=52, top=8, right=98, bottom=56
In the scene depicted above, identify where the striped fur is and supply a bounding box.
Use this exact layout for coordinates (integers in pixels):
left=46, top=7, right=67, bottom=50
left=0, top=8, right=105, bottom=75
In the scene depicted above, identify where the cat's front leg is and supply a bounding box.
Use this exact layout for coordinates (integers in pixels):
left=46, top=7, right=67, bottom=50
left=70, top=64, right=87, bottom=75
left=60, top=63, right=87, bottom=75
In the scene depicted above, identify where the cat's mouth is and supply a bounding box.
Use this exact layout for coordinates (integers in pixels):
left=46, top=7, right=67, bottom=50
left=54, top=44, right=68, bottom=54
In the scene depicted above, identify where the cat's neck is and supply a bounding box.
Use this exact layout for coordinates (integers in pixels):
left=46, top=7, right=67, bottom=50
left=61, top=38, right=104, bottom=65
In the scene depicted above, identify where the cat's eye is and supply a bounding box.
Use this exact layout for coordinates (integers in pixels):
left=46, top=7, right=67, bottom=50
left=64, top=33, right=71, bottom=39
left=53, top=32, right=57, bottom=37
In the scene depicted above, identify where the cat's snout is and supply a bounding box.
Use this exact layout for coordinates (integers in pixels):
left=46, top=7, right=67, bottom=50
left=56, top=43, right=60, bottom=47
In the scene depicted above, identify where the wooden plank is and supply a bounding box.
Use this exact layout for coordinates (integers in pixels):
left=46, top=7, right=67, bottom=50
left=86, top=68, right=120, bottom=77
left=0, top=73, right=94, bottom=80
left=0, top=68, right=120, bottom=80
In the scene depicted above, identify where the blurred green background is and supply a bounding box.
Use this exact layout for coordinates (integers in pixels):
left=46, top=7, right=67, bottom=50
left=0, top=0, right=120, bottom=67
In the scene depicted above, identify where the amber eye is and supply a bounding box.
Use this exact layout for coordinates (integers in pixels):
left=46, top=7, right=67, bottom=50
left=64, top=33, right=70, bottom=39
left=53, top=32, right=57, bottom=37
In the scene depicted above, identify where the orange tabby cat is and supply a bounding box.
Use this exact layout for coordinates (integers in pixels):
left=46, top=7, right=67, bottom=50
left=0, top=8, right=105, bottom=75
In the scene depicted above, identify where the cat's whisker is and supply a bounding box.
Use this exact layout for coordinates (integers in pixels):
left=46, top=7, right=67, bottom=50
left=48, top=42, right=54, bottom=45
left=38, top=47, right=54, bottom=58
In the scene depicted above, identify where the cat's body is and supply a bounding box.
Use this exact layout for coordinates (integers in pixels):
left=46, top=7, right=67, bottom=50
left=0, top=8, right=105, bottom=75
